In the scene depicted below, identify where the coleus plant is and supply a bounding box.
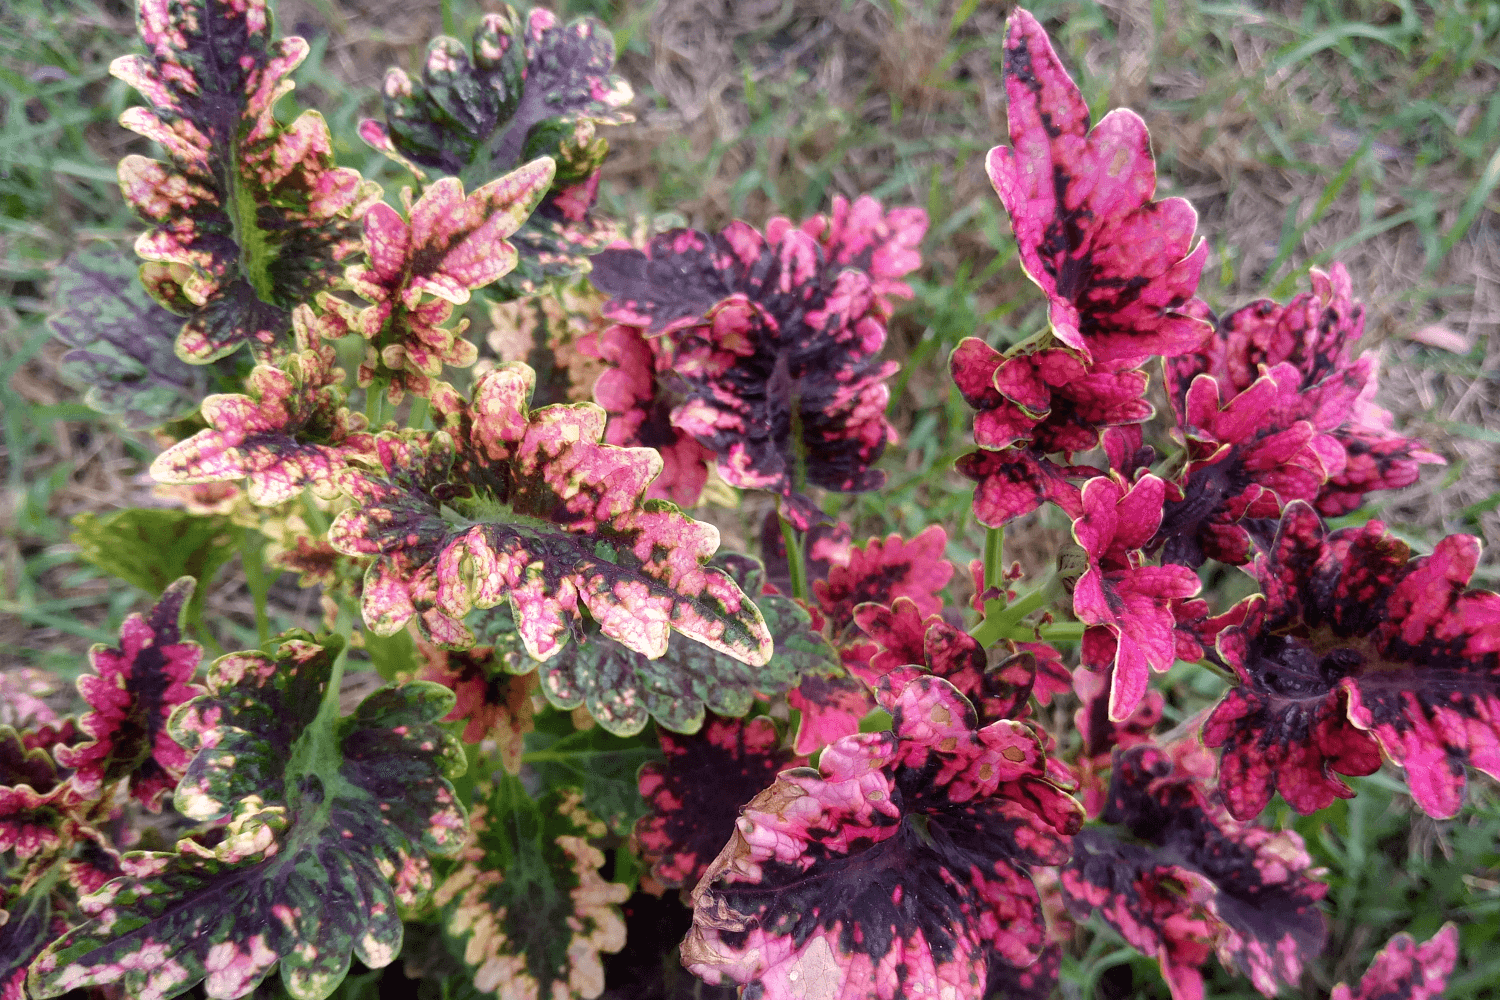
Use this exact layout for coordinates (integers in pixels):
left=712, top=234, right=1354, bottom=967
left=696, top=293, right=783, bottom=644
left=18, top=2, right=1481, bottom=1000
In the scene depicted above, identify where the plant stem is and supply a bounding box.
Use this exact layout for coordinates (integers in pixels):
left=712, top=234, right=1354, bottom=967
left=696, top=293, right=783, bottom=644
left=365, top=383, right=387, bottom=426
left=779, top=513, right=809, bottom=602
left=971, top=573, right=1055, bottom=647
left=240, top=526, right=271, bottom=644
left=980, top=525, right=1006, bottom=621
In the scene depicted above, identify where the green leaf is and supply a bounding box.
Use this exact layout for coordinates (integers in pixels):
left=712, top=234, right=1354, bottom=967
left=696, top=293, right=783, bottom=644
left=70, top=509, right=236, bottom=624
left=525, top=709, right=659, bottom=836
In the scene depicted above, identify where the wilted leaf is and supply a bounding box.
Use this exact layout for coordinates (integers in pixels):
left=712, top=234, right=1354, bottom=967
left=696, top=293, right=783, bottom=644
left=328, top=362, right=772, bottom=667
left=434, top=774, right=628, bottom=1000
left=112, top=0, right=380, bottom=362
left=28, top=632, right=468, bottom=1000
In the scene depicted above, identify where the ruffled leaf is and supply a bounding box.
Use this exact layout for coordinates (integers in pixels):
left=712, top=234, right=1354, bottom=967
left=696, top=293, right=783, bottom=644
left=1060, top=746, right=1328, bottom=1000
left=1204, top=500, right=1500, bottom=820
left=329, top=362, right=773, bottom=665
left=363, top=6, right=634, bottom=294
left=537, top=554, right=837, bottom=735
left=433, top=774, right=628, bottom=1000
left=28, top=632, right=468, bottom=1000
left=986, top=9, right=1209, bottom=365
left=1330, top=925, right=1459, bottom=1000
left=53, top=578, right=203, bottom=810
left=634, top=715, right=802, bottom=889
left=591, top=213, right=915, bottom=528
left=957, top=446, right=1088, bottom=527
left=47, top=243, right=241, bottom=429
left=112, top=0, right=380, bottom=362
left=683, top=675, right=1082, bottom=1000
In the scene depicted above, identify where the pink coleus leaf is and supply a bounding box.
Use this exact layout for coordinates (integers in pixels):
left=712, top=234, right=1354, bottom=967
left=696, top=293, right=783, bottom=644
left=1204, top=499, right=1500, bottom=820
left=577, top=320, right=713, bottom=506
left=489, top=280, right=610, bottom=409
left=1169, top=263, right=1442, bottom=518
left=112, top=0, right=380, bottom=363
left=761, top=511, right=853, bottom=596
left=537, top=554, right=836, bottom=735
left=1071, top=665, right=1165, bottom=817
left=785, top=668, right=876, bottom=756
left=682, top=674, right=1083, bottom=1000
left=363, top=6, right=634, bottom=294
left=322, top=159, right=556, bottom=402
left=814, top=525, right=955, bottom=637
left=590, top=217, right=911, bottom=528
left=1154, top=362, right=1348, bottom=567
left=957, top=445, right=1091, bottom=527
left=775, top=194, right=928, bottom=319
left=150, top=306, right=373, bottom=506
left=1072, top=475, right=1202, bottom=721
left=1061, top=746, right=1328, bottom=1000
left=434, top=775, right=628, bottom=1000
left=634, top=715, right=803, bottom=889
left=415, top=637, right=537, bottom=773
left=1330, top=924, right=1459, bottom=1000
left=986, top=9, right=1210, bottom=366
left=28, top=631, right=468, bottom=1000
left=0, top=725, right=74, bottom=864
left=328, top=362, right=773, bottom=666
left=52, top=578, right=203, bottom=811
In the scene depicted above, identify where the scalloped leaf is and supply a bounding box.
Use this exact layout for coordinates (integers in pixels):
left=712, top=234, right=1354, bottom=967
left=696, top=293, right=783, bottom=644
left=47, top=243, right=242, bottom=429
left=1060, top=746, right=1327, bottom=1000
left=683, top=675, right=1082, bottom=1000
left=433, top=774, right=628, bottom=1000
left=634, top=715, right=802, bottom=889
left=813, top=525, right=954, bottom=637
left=111, top=0, right=380, bottom=362
left=590, top=218, right=909, bottom=528
left=28, top=632, right=468, bottom=1000
left=537, top=554, right=837, bottom=735
left=362, top=5, right=633, bottom=294
left=70, top=508, right=235, bottom=624
left=1205, top=501, right=1500, bottom=820
left=1330, top=925, right=1459, bottom=1000
left=986, top=9, right=1209, bottom=365
left=54, top=578, right=203, bottom=810
left=328, top=362, right=772, bottom=666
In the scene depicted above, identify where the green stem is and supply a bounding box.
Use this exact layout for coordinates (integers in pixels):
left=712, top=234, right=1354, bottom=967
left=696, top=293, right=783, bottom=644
left=971, top=574, right=1056, bottom=647
left=407, top=395, right=430, bottom=431
left=1193, top=657, right=1236, bottom=683
left=779, top=513, right=809, bottom=602
left=365, top=382, right=387, bottom=426
left=979, top=525, right=1006, bottom=622
left=241, top=527, right=271, bottom=644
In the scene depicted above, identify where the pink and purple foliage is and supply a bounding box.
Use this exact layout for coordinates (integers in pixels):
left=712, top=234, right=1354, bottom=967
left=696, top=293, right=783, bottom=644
left=1330, top=925, right=1460, bottom=1000
left=683, top=674, right=1082, bottom=1000
left=1204, top=500, right=1500, bottom=820
left=589, top=204, right=924, bottom=529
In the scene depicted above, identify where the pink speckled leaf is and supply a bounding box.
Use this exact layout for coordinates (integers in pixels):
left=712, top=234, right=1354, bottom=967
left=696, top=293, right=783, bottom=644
left=986, top=10, right=1210, bottom=366
left=112, top=0, right=379, bottom=362
left=1330, top=925, right=1459, bottom=1000
left=365, top=6, right=634, bottom=293
left=958, top=446, right=1090, bottom=527
left=416, top=637, right=537, bottom=774
left=682, top=675, right=1082, bottom=1000
left=329, top=362, right=772, bottom=666
left=634, top=715, right=802, bottom=888
left=324, top=159, right=555, bottom=401
left=814, top=525, right=954, bottom=636
left=781, top=194, right=927, bottom=318
left=1061, top=746, right=1327, bottom=1000
left=28, top=631, right=468, bottom=1000
left=1204, top=500, right=1500, bottom=820
left=53, top=577, right=202, bottom=811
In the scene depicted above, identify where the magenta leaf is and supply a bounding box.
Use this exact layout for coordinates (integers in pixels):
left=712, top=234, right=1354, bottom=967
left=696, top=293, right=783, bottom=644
left=28, top=631, right=468, bottom=1000
left=1061, top=746, right=1328, bottom=1000
left=1330, top=924, right=1459, bottom=1000
left=434, top=774, right=628, bottom=1000
left=112, top=0, right=380, bottom=362
left=683, top=675, right=1082, bottom=1000
left=957, top=446, right=1089, bottom=527
left=150, top=307, right=373, bottom=506
left=590, top=216, right=913, bottom=528
left=635, top=715, right=802, bottom=889
left=1, top=725, right=75, bottom=865
left=986, top=10, right=1210, bottom=366
left=328, top=362, right=772, bottom=664
left=1204, top=500, right=1500, bottom=820
left=814, top=525, right=954, bottom=637
left=47, top=243, right=242, bottom=430
left=775, top=194, right=927, bottom=320
left=537, top=554, right=836, bottom=735
left=1072, top=475, right=1202, bottom=721
left=362, top=6, right=634, bottom=294
left=53, top=578, right=203, bottom=811
left=785, top=667, right=876, bottom=757
left=320, top=160, right=555, bottom=402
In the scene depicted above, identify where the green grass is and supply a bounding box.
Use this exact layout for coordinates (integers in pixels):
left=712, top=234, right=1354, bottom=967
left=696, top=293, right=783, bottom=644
left=3, top=0, right=1500, bottom=997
